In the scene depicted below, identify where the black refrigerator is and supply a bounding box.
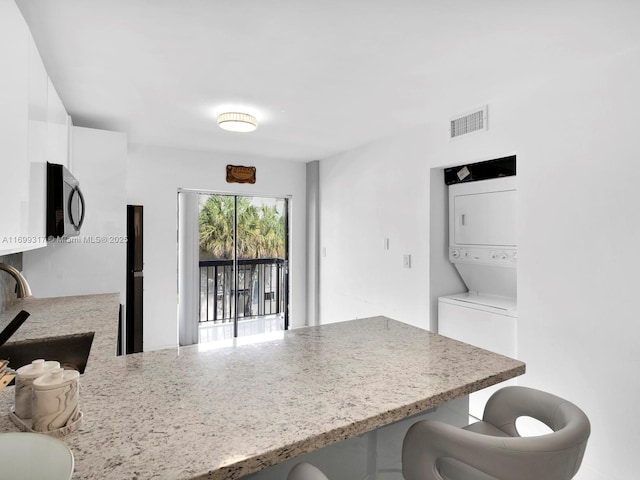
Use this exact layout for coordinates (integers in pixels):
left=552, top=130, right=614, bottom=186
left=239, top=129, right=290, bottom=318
left=125, top=205, right=144, bottom=354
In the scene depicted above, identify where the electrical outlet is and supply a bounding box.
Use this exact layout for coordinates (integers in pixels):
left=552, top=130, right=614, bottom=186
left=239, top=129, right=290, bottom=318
left=403, top=254, right=411, bottom=268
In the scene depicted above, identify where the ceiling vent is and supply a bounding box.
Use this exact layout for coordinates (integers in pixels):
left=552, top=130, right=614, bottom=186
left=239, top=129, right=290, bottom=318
left=450, top=106, right=488, bottom=139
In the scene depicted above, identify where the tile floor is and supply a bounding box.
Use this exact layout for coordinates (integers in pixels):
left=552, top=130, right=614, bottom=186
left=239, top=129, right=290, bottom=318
left=198, top=314, right=284, bottom=343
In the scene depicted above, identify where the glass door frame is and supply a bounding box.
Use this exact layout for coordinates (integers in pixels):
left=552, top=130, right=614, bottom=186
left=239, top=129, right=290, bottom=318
left=192, top=189, right=291, bottom=339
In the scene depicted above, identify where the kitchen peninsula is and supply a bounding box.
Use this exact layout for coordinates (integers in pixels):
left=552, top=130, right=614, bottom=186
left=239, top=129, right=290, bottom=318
left=0, top=294, right=525, bottom=479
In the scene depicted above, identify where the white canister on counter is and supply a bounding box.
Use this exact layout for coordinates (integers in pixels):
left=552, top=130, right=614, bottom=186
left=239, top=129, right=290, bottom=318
left=14, top=359, right=61, bottom=419
left=32, top=368, right=80, bottom=432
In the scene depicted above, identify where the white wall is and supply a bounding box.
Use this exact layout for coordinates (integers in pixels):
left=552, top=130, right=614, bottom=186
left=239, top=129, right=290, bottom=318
left=513, top=49, right=640, bottom=480
left=318, top=48, right=640, bottom=478
left=126, top=144, right=307, bottom=351
left=24, top=127, right=127, bottom=300
left=319, top=131, right=433, bottom=329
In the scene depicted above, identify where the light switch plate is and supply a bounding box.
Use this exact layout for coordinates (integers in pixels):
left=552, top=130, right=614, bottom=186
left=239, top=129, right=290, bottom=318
left=403, top=254, right=411, bottom=268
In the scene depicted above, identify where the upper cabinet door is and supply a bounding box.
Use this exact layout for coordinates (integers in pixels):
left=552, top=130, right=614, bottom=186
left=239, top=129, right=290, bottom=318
left=0, top=1, right=30, bottom=253
left=27, top=34, right=49, bottom=244
left=0, top=2, right=68, bottom=254
left=47, top=78, right=69, bottom=168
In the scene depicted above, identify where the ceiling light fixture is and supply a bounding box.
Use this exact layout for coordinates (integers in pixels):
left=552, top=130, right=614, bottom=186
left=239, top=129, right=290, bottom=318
left=217, top=112, right=258, bottom=132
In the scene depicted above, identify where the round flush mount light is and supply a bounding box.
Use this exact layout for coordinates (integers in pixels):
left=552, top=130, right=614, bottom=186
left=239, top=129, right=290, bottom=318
left=216, top=112, right=258, bottom=132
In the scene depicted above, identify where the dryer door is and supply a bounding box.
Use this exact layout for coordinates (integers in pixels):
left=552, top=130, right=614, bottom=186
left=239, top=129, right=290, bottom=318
left=453, top=188, right=516, bottom=246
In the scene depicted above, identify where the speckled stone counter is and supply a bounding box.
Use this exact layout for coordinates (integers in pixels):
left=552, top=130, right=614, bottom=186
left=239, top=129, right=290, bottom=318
left=0, top=293, right=120, bottom=365
left=0, top=302, right=524, bottom=480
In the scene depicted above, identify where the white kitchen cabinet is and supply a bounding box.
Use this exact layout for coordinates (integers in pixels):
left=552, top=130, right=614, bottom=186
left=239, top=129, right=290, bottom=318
left=0, top=0, right=31, bottom=254
left=0, top=0, right=69, bottom=254
left=27, top=33, right=49, bottom=249
left=47, top=78, right=70, bottom=168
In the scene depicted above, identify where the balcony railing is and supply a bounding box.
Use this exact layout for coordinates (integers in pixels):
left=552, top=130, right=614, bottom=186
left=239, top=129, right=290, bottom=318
left=199, top=258, right=286, bottom=323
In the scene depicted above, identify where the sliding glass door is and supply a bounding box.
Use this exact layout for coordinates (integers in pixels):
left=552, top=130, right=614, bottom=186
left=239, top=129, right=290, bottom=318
left=198, top=194, right=289, bottom=342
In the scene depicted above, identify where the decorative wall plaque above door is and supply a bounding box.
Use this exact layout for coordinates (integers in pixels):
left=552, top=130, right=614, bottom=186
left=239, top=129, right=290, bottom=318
left=226, top=165, right=256, bottom=184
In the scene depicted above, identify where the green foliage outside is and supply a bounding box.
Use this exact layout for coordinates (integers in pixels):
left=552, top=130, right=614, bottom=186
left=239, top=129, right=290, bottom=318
left=199, top=195, right=286, bottom=260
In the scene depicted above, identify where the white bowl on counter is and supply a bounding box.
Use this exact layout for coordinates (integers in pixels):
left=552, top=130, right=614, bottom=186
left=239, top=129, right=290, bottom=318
left=0, top=432, right=74, bottom=479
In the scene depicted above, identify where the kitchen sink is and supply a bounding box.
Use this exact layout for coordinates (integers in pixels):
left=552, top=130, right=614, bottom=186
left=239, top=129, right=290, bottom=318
left=0, top=332, right=95, bottom=373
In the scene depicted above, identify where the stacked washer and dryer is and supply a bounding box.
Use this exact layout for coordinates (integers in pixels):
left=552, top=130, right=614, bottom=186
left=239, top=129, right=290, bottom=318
left=438, top=162, right=517, bottom=420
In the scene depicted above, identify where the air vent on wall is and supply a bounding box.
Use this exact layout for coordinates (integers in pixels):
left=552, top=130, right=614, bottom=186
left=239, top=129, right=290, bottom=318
left=450, top=105, right=488, bottom=139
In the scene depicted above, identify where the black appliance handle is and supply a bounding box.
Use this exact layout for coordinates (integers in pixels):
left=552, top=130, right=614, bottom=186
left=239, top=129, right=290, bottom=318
left=68, top=186, right=86, bottom=231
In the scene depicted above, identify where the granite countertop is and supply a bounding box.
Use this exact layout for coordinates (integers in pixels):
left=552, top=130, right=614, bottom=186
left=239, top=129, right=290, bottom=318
left=0, top=293, right=120, bottom=362
left=0, top=296, right=525, bottom=480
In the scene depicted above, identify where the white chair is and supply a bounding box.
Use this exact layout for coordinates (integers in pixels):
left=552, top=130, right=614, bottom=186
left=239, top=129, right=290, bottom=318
left=402, top=386, right=591, bottom=480
left=286, top=462, right=330, bottom=480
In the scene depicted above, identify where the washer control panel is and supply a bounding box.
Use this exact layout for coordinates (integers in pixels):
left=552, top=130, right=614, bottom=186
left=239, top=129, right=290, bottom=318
left=449, top=247, right=517, bottom=267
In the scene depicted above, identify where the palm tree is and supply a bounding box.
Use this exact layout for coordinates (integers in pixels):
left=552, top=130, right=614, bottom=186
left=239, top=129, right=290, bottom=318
left=200, top=195, right=285, bottom=259
left=256, top=203, right=285, bottom=258
left=199, top=195, right=235, bottom=259
left=199, top=195, right=286, bottom=318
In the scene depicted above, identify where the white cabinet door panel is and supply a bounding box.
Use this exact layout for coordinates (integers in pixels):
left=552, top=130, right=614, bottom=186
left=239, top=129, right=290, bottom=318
left=27, top=34, right=48, bottom=243
left=0, top=2, right=59, bottom=253
left=47, top=78, right=69, bottom=168
left=0, top=1, right=30, bottom=253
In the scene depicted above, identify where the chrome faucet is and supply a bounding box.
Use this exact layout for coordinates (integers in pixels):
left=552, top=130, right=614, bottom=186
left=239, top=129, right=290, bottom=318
left=0, top=263, right=32, bottom=298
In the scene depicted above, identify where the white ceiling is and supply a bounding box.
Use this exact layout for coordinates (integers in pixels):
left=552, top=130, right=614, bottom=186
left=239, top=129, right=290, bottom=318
left=17, top=0, right=640, bottom=161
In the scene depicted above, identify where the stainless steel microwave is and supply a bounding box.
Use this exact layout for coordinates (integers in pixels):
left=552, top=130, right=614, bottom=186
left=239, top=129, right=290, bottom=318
left=46, top=162, right=85, bottom=239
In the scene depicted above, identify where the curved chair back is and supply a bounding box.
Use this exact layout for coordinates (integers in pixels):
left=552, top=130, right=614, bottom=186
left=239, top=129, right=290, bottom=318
left=287, top=462, right=330, bottom=480
left=402, top=386, right=591, bottom=480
